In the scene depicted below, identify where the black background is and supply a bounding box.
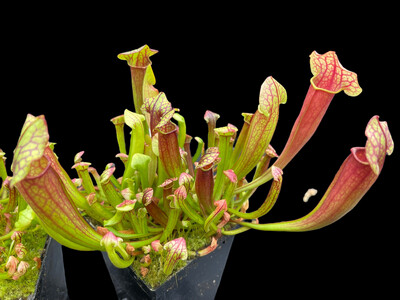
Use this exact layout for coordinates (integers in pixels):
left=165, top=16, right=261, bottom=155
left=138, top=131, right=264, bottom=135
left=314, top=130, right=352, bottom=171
left=1, top=6, right=398, bottom=299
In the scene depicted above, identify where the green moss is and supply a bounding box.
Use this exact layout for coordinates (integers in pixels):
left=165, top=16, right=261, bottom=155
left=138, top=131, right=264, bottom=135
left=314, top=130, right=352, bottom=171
left=0, top=227, right=47, bottom=300
left=131, top=225, right=211, bottom=289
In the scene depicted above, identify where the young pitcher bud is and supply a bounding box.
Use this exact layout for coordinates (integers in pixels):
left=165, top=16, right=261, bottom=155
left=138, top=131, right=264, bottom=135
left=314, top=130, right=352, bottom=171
left=11, top=231, right=23, bottom=244
left=163, top=237, right=188, bottom=276
left=151, top=240, right=163, bottom=252
left=15, top=243, right=27, bottom=259
left=6, top=256, right=19, bottom=275
left=12, top=261, right=30, bottom=280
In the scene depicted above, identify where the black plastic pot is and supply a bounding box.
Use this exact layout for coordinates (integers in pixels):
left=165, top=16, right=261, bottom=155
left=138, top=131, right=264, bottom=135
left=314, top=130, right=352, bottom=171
left=29, top=238, right=69, bottom=300
left=102, top=234, right=235, bottom=300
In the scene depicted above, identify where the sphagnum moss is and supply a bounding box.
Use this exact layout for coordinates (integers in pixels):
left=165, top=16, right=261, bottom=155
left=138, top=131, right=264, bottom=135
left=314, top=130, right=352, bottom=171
left=132, top=225, right=211, bottom=289
left=0, top=225, right=47, bottom=300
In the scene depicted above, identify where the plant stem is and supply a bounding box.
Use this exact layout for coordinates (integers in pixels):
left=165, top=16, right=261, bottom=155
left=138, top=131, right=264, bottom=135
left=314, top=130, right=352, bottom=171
left=230, top=113, right=252, bottom=166
left=234, top=167, right=273, bottom=194
left=121, top=112, right=145, bottom=190
left=221, top=226, right=252, bottom=235
left=0, top=158, right=7, bottom=182
left=213, top=136, right=232, bottom=201
left=160, top=207, right=180, bottom=242
left=186, top=193, right=200, bottom=211
left=101, top=181, right=123, bottom=207
left=223, top=180, right=236, bottom=208
left=111, top=115, right=127, bottom=155
left=176, top=194, right=204, bottom=225
left=127, top=233, right=162, bottom=248
left=192, top=137, right=204, bottom=162
left=77, top=168, right=96, bottom=195
left=173, top=113, right=186, bottom=149
left=106, top=226, right=162, bottom=239
left=128, top=212, right=142, bottom=234
left=137, top=208, right=149, bottom=234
